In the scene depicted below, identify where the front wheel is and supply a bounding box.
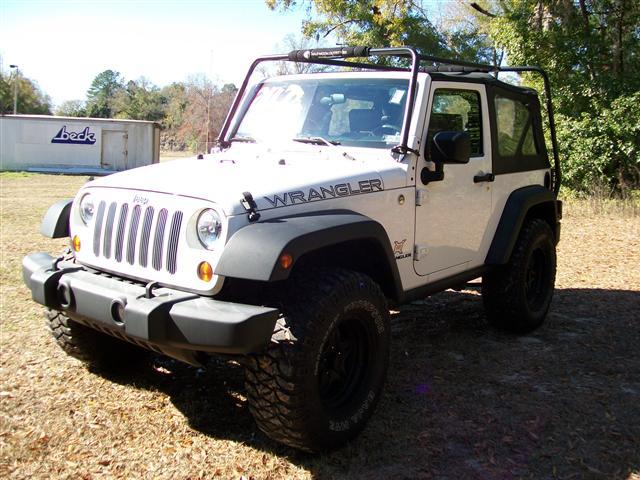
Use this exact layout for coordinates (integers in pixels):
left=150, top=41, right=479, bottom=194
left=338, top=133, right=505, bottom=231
left=244, top=269, right=390, bottom=452
left=482, top=219, right=557, bottom=333
left=46, top=309, right=146, bottom=370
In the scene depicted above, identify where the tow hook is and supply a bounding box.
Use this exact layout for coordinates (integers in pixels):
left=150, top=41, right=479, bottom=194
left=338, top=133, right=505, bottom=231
left=145, top=281, right=160, bottom=299
left=53, top=248, right=74, bottom=270
left=240, top=191, right=261, bottom=223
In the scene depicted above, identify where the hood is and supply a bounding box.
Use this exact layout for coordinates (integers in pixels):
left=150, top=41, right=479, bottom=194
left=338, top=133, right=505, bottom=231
left=88, top=144, right=409, bottom=216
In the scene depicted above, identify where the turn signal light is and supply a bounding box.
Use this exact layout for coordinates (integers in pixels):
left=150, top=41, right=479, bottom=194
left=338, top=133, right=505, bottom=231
left=72, top=235, right=81, bottom=252
left=197, top=261, right=213, bottom=282
left=279, top=253, right=293, bottom=270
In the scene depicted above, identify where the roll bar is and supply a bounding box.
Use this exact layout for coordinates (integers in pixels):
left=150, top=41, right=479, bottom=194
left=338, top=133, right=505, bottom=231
left=217, top=46, right=561, bottom=194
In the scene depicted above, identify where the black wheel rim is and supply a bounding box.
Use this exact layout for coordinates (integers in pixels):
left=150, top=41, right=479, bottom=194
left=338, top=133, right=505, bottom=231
left=525, top=247, right=550, bottom=312
left=318, top=317, right=370, bottom=411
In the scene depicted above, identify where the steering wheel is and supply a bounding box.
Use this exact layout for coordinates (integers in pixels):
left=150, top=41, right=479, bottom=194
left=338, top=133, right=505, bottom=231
left=372, top=124, right=402, bottom=136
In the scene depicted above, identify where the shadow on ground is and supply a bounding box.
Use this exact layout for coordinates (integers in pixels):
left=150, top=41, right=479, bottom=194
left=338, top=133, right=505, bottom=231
left=94, top=287, right=640, bottom=479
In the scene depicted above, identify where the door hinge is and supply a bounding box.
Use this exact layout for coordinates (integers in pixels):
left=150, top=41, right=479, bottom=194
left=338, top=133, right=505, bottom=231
left=414, top=244, right=428, bottom=261
left=416, top=189, right=426, bottom=206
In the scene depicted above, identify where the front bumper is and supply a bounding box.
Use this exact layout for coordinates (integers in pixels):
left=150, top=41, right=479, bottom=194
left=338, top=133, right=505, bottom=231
left=22, top=253, right=279, bottom=360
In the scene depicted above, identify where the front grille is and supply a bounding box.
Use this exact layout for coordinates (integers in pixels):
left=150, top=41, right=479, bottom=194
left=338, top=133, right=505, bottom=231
left=114, top=203, right=129, bottom=262
left=92, top=202, right=183, bottom=274
left=126, top=205, right=141, bottom=265
left=139, top=207, right=154, bottom=267
left=93, top=201, right=106, bottom=256
left=103, top=203, right=117, bottom=259
left=166, top=211, right=183, bottom=274
left=152, top=208, right=168, bottom=271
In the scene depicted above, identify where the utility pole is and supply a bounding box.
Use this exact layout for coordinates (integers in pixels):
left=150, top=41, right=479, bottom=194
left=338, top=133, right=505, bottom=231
left=9, top=64, right=19, bottom=114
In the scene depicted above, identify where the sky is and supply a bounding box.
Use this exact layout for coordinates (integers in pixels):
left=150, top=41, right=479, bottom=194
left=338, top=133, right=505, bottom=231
left=0, top=0, right=312, bottom=107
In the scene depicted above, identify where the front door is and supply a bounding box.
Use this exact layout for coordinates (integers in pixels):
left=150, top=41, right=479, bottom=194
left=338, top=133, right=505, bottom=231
left=101, top=130, right=128, bottom=170
left=414, top=82, right=492, bottom=280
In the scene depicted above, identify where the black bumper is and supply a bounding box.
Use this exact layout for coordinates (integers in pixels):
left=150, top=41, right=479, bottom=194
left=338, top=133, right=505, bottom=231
left=22, top=253, right=279, bottom=357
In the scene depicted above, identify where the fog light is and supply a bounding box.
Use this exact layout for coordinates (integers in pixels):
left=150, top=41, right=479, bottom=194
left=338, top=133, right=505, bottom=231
left=72, top=235, right=81, bottom=252
left=279, top=253, right=293, bottom=270
left=197, top=261, right=213, bottom=282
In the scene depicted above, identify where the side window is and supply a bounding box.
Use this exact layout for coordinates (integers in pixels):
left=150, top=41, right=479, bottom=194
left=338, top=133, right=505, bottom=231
left=428, top=89, right=483, bottom=156
left=494, top=95, right=539, bottom=156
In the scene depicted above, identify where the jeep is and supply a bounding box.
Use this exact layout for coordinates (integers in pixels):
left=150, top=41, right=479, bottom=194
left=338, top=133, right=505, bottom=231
left=22, top=46, right=562, bottom=452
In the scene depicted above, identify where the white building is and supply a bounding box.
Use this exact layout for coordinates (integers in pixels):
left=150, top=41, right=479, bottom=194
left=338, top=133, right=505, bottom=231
left=0, top=115, right=160, bottom=174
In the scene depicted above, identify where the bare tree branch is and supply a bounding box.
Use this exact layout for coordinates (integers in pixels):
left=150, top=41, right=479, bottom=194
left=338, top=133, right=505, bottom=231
left=470, top=2, right=496, bottom=18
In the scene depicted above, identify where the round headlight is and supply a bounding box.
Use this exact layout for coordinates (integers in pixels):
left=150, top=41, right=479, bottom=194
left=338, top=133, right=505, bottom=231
left=197, top=209, right=222, bottom=250
left=79, top=193, right=95, bottom=225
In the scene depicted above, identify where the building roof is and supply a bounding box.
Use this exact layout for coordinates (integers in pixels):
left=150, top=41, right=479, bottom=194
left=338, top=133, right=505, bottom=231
left=1, top=114, right=158, bottom=125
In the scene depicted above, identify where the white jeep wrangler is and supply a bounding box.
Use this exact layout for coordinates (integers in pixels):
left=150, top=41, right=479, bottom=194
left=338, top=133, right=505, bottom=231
left=23, top=47, right=562, bottom=452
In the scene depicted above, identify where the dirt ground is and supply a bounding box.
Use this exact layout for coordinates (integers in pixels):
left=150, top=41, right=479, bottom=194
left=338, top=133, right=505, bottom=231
left=1, top=173, right=639, bottom=479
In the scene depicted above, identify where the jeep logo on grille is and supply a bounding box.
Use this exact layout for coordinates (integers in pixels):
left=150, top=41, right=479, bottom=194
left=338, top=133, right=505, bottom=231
left=133, top=195, right=149, bottom=205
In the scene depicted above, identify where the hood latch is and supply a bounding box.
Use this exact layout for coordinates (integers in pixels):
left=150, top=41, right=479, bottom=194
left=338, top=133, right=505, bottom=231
left=240, top=191, right=261, bottom=222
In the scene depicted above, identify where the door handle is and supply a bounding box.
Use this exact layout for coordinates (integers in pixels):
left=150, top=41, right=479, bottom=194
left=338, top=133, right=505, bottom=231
left=474, top=172, right=495, bottom=183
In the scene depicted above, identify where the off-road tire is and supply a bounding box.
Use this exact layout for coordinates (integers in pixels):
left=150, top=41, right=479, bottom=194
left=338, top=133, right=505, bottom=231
left=482, top=219, right=556, bottom=333
left=45, top=308, right=146, bottom=369
left=243, top=269, right=390, bottom=452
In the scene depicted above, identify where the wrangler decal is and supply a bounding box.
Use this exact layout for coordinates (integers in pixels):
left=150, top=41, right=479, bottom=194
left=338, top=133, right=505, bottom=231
left=264, top=179, right=383, bottom=208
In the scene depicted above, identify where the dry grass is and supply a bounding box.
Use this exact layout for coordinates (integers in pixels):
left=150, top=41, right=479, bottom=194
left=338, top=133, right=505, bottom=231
left=1, top=173, right=639, bottom=479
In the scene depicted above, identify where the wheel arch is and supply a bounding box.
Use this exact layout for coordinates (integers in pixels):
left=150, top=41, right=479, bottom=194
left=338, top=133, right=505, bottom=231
left=41, top=199, right=73, bottom=239
left=215, top=210, right=403, bottom=300
left=485, top=185, right=561, bottom=265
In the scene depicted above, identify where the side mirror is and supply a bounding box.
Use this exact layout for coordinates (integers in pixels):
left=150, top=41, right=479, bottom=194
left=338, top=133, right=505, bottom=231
left=430, top=131, right=470, bottom=164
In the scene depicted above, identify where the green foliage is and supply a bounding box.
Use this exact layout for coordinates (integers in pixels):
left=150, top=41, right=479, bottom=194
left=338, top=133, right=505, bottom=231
left=557, top=93, right=640, bottom=193
left=478, top=0, right=640, bottom=111
left=55, top=100, right=86, bottom=117
left=267, top=0, right=495, bottom=62
left=469, top=0, right=640, bottom=192
left=114, top=78, right=166, bottom=121
left=78, top=70, right=238, bottom=152
left=0, top=71, right=51, bottom=114
left=85, top=70, right=124, bottom=118
left=159, top=82, right=188, bottom=149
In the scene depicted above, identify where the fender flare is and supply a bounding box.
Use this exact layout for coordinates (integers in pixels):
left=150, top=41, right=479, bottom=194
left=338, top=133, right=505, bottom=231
left=485, top=185, right=559, bottom=265
left=40, top=199, right=73, bottom=239
left=216, top=210, right=402, bottom=286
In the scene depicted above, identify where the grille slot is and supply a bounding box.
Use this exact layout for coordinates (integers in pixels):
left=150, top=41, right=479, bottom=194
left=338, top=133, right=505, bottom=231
left=139, top=206, right=154, bottom=267
left=93, top=201, right=106, bottom=256
left=152, top=209, right=168, bottom=271
left=166, top=211, right=183, bottom=274
left=103, top=202, right=117, bottom=259
left=114, top=203, right=129, bottom=262
left=127, top=205, right=142, bottom=265
left=89, top=199, right=183, bottom=276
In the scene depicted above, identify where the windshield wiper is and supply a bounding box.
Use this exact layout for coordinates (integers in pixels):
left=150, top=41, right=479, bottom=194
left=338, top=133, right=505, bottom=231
left=230, top=135, right=256, bottom=143
left=292, top=136, right=340, bottom=146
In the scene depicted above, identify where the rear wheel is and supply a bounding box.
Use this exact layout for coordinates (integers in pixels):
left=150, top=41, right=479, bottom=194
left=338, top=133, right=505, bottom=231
left=45, top=309, right=146, bottom=370
left=244, top=269, right=390, bottom=452
left=482, top=219, right=556, bottom=333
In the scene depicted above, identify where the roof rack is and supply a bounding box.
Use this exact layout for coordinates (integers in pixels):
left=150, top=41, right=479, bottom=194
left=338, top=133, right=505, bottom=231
left=218, top=46, right=560, bottom=194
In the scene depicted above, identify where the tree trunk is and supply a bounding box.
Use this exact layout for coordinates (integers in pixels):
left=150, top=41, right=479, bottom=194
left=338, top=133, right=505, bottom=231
left=578, top=0, right=596, bottom=82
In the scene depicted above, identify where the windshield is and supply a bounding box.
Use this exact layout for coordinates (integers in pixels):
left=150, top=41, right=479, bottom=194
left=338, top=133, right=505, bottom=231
left=233, top=77, right=410, bottom=148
